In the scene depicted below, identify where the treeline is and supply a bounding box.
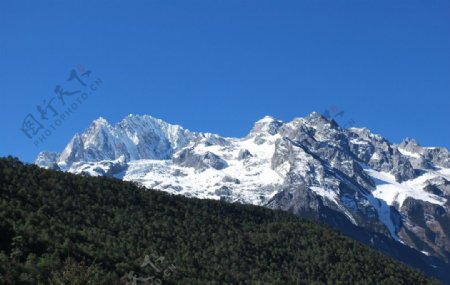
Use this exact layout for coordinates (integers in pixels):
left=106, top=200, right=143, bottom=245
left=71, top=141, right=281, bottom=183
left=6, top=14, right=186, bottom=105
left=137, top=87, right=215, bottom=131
left=0, top=157, right=440, bottom=284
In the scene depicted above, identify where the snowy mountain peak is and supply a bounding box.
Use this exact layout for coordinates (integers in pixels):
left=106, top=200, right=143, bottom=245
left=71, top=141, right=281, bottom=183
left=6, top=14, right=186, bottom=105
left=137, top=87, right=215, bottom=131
left=35, top=113, right=450, bottom=266
left=120, top=114, right=166, bottom=127
left=45, top=115, right=199, bottom=169
left=257, top=115, right=279, bottom=123
left=92, top=116, right=110, bottom=126
left=399, top=138, right=421, bottom=150
left=304, top=111, right=337, bottom=128
left=249, top=115, right=283, bottom=136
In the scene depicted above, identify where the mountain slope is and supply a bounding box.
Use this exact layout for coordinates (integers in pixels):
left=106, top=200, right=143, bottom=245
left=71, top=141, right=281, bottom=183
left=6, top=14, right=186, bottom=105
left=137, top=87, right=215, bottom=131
left=0, top=157, right=440, bottom=284
left=35, top=112, right=450, bottom=281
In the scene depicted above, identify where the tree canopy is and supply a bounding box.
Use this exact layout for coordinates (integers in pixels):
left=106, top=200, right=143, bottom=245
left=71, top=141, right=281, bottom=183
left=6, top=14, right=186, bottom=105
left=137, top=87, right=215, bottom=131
left=0, top=157, right=440, bottom=284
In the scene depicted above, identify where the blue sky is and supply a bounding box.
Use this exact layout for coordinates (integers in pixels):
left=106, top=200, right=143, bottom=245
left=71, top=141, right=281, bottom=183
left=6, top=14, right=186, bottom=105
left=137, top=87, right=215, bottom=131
left=1, top=0, right=449, bottom=163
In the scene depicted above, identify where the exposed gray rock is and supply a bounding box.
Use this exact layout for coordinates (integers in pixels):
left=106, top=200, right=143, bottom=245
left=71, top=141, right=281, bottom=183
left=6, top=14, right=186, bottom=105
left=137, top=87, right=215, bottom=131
left=173, top=149, right=228, bottom=170
left=222, top=176, right=241, bottom=184
left=253, top=135, right=267, bottom=145
left=399, top=138, right=422, bottom=152
left=267, top=185, right=321, bottom=220
left=172, top=169, right=188, bottom=177
left=400, top=197, right=450, bottom=259
left=424, top=147, right=450, bottom=168
left=424, top=177, right=450, bottom=196
left=237, top=149, right=253, bottom=160
left=391, top=149, right=416, bottom=182
left=215, top=186, right=233, bottom=196
left=400, top=138, right=450, bottom=168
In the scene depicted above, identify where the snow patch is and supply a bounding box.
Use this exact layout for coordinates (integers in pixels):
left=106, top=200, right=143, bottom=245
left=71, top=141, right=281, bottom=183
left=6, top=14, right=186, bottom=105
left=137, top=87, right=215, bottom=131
left=365, top=169, right=446, bottom=207
left=398, top=148, right=421, bottom=159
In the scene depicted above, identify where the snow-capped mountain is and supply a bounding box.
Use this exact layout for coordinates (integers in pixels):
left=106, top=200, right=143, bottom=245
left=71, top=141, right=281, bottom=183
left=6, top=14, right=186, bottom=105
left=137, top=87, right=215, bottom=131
left=36, top=112, right=450, bottom=280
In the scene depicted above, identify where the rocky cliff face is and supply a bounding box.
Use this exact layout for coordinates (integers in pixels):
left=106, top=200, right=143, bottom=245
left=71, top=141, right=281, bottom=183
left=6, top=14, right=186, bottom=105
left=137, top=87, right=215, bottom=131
left=36, top=112, right=450, bottom=280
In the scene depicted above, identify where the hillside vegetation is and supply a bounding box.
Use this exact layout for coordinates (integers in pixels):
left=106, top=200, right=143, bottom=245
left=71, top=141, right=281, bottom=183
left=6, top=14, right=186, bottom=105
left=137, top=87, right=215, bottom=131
left=0, top=157, right=439, bottom=284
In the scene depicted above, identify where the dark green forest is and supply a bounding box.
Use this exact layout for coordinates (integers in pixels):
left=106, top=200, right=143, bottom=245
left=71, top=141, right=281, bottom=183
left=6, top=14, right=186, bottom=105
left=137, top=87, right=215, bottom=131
left=0, top=157, right=440, bottom=284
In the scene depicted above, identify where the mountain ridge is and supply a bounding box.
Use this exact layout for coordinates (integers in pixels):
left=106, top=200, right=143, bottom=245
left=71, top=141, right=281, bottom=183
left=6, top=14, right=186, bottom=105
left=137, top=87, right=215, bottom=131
left=35, top=112, right=450, bottom=282
left=1, top=157, right=441, bottom=284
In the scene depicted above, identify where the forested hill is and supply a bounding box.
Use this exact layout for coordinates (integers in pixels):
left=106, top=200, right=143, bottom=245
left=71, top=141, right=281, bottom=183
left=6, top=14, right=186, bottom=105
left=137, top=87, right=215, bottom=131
left=0, top=157, right=440, bottom=284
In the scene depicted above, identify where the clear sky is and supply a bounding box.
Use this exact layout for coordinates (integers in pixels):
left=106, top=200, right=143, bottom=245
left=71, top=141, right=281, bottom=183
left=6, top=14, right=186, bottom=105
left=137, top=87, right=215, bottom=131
left=1, top=0, right=449, bottom=163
